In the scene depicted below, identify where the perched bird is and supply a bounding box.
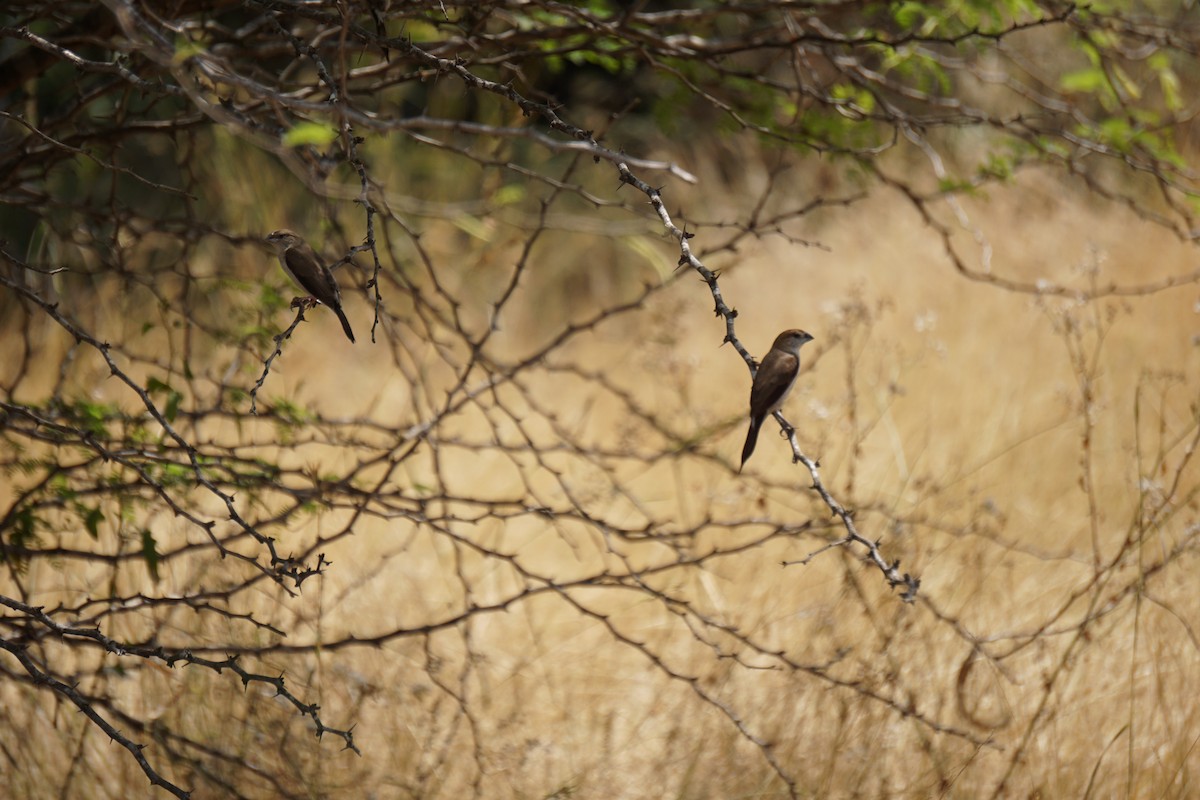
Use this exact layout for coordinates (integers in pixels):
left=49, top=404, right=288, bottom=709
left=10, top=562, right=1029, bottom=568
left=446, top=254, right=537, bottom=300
left=265, top=229, right=355, bottom=343
left=740, top=329, right=814, bottom=470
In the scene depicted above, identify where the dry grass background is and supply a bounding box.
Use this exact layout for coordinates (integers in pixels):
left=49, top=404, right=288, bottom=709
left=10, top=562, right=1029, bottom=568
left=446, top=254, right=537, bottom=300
left=3, top=132, right=1200, bottom=799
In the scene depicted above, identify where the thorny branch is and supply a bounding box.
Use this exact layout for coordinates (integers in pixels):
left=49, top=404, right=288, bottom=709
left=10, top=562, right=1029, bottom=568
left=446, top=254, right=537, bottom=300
left=3, top=1, right=1200, bottom=797
left=616, top=165, right=918, bottom=599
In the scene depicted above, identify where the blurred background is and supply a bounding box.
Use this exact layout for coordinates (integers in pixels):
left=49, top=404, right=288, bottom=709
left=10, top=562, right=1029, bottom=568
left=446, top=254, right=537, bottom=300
left=2, top=2, right=1199, bottom=797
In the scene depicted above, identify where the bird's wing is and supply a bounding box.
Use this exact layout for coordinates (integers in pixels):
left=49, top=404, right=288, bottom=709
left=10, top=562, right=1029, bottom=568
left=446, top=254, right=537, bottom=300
left=749, top=350, right=799, bottom=416
left=284, top=247, right=342, bottom=307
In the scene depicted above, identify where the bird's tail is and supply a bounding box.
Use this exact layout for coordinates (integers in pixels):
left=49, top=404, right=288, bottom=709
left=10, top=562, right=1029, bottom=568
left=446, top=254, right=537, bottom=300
left=334, top=305, right=356, bottom=343
left=739, top=416, right=761, bottom=471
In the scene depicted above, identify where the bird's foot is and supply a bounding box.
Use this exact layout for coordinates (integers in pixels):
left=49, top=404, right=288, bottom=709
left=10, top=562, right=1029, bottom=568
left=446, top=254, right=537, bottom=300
left=290, top=295, right=321, bottom=311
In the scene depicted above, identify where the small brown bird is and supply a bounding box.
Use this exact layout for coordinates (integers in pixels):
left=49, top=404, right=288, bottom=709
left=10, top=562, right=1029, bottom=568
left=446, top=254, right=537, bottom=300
left=740, top=329, right=814, bottom=470
left=265, top=229, right=355, bottom=343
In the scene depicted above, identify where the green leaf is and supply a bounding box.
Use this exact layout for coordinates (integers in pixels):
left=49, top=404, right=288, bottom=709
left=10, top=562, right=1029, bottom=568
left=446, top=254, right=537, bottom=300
left=164, top=390, right=181, bottom=423
left=84, top=507, right=104, bottom=539
left=173, top=35, right=208, bottom=64
left=51, top=474, right=74, bottom=499
left=1150, top=52, right=1183, bottom=112
left=11, top=507, right=38, bottom=549
left=283, top=123, right=338, bottom=148
left=452, top=215, right=494, bottom=241
left=493, top=184, right=526, bottom=206
left=1110, top=64, right=1140, bottom=101
left=147, top=377, right=183, bottom=422
left=1060, top=68, right=1106, bottom=94
left=4, top=508, right=37, bottom=570
left=272, top=398, right=314, bottom=428
left=75, top=401, right=115, bottom=437
left=141, top=529, right=160, bottom=582
left=893, top=1, right=929, bottom=30
left=159, top=463, right=192, bottom=486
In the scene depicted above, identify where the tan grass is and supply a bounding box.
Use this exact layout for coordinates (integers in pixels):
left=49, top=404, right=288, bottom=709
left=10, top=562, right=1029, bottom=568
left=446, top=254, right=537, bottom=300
left=4, top=149, right=1199, bottom=799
